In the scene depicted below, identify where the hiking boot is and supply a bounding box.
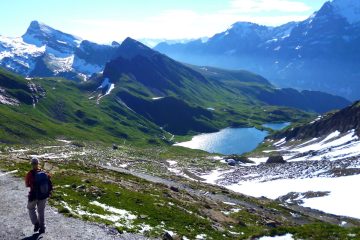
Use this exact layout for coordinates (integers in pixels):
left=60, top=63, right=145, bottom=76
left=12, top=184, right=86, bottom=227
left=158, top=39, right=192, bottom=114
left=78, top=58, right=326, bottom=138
left=39, top=228, right=45, bottom=234
left=34, top=223, right=40, bottom=232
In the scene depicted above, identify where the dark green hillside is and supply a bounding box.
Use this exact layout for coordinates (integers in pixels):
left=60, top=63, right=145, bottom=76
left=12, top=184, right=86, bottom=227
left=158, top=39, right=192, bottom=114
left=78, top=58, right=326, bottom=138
left=118, top=92, right=217, bottom=135
left=190, top=65, right=350, bottom=113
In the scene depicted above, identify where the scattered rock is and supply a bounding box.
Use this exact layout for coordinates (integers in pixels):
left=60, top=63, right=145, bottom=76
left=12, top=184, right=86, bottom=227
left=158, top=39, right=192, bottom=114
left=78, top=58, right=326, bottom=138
left=204, top=204, right=212, bottom=209
left=43, top=162, right=53, bottom=171
left=238, top=220, right=247, bottom=227
left=112, top=144, right=118, bottom=150
left=72, top=142, right=85, bottom=148
left=104, top=179, right=115, bottom=184
left=139, top=214, right=148, bottom=219
left=212, top=223, right=225, bottom=232
left=202, top=209, right=237, bottom=224
left=76, top=184, right=86, bottom=191
left=162, top=232, right=173, bottom=240
left=225, top=155, right=255, bottom=164
left=86, top=186, right=104, bottom=197
left=82, top=179, right=91, bottom=183
left=277, top=191, right=330, bottom=205
left=170, top=186, right=179, bottom=192
left=226, top=159, right=236, bottom=166
left=264, top=219, right=279, bottom=228
left=266, top=155, right=286, bottom=164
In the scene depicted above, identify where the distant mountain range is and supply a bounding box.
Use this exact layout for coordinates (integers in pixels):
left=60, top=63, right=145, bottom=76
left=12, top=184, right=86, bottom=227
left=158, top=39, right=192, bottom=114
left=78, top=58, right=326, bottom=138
left=0, top=36, right=351, bottom=143
left=155, top=0, right=360, bottom=101
left=0, top=21, right=119, bottom=81
left=0, top=19, right=353, bottom=142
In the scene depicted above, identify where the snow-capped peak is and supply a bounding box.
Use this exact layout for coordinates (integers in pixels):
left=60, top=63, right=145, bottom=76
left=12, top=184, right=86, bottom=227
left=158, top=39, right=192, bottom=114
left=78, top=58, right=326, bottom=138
left=225, top=21, right=269, bottom=39
left=28, top=20, right=53, bottom=35
left=22, top=20, right=82, bottom=48
left=230, top=22, right=261, bottom=31
left=330, top=0, right=360, bottom=24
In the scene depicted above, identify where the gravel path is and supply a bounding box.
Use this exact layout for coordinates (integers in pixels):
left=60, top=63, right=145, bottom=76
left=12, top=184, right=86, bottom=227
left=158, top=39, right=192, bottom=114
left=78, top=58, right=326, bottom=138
left=0, top=170, right=147, bottom=240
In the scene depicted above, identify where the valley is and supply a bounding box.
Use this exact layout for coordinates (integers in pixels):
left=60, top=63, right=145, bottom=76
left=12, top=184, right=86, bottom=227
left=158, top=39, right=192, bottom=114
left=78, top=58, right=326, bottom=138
left=1, top=1, right=360, bottom=239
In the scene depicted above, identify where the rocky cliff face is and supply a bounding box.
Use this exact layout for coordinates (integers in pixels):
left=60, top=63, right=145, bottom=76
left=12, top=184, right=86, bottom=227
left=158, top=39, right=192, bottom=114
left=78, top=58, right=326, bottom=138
left=271, top=101, right=360, bottom=141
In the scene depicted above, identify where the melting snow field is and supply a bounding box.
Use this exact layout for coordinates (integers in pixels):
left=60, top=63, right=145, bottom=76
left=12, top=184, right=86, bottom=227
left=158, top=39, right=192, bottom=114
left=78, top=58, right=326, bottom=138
left=270, top=130, right=360, bottom=162
left=258, top=234, right=294, bottom=240
left=226, top=174, right=360, bottom=219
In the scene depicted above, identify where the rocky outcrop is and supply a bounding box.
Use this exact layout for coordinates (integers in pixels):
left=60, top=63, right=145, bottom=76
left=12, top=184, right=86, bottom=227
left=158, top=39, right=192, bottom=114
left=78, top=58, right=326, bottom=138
left=270, top=101, right=360, bottom=141
left=266, top=155, right=286, bottom=164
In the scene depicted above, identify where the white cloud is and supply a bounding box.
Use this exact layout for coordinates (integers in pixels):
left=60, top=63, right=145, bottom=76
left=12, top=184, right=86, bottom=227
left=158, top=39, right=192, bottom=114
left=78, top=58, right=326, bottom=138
left=230, top=0, right=311, bottom=13
left=69, top=13, right=308, bottom=43
left=65, top=1, right=312, bottom=43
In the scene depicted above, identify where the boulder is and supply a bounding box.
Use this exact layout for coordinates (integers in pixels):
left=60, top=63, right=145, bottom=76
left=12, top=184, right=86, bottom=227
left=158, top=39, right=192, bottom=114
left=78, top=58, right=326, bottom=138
left=162, top=232, right=173, bottom=240
left=225, top=155, right=255, bottom=164
left=266, top=155, right=286, bottom=164
left=226, top=159, right=236, bottom=166
left=170, top=186, right=179, bottom=192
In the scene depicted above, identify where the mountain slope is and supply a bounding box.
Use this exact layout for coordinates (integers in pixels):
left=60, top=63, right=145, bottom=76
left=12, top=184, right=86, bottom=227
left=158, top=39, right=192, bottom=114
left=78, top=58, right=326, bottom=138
left=262, top=100, right=360, bottom=162
left=190, top=65, right=350, bottom=114
left=95, top=38, right=349, bottom=134
left=155, top=0, right=360, bottom=100
left=0, top=37, right=350, bottom=142
left=0, top=68, right=166, bottom=144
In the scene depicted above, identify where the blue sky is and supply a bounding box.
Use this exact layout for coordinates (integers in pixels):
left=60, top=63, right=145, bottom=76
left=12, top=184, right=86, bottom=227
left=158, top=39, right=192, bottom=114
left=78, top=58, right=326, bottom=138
left=1, top=0, right=327, bottom=43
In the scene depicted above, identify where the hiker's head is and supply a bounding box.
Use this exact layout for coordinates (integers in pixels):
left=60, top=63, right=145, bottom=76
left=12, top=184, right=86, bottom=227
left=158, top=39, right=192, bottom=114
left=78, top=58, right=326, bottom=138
left=31, top=158, right=39, bottom=170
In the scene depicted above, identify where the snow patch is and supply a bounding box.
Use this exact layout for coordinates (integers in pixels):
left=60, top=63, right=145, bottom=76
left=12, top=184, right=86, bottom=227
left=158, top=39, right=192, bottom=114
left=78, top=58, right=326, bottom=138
left=275, top=130, right=360, bottom=162
left=167, top=160, right=177, bottom=166
left=90, top=201, right=137, bottom=220
left=195, top=234, right=207, bottom=239
left=259, top=234, right=294, bottom=240
left=201, top=169, right=234, bottom=184
left=72, top=56, right=103, bottom=75
left=105, top=83, right=115, bottom=96
left=274, top=138, right=286, bottom=146
left=226, top=174, right=360, bottom=219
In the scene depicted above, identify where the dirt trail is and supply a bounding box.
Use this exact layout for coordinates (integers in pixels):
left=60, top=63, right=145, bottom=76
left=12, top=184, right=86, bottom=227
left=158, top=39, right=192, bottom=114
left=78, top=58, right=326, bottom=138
left=0, top=170, right=148, bottom=240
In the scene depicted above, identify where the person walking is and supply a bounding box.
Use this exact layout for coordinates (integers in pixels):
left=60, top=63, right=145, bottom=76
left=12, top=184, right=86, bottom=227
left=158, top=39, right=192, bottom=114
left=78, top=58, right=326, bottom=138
left=25, top=158, right=53, bottom=234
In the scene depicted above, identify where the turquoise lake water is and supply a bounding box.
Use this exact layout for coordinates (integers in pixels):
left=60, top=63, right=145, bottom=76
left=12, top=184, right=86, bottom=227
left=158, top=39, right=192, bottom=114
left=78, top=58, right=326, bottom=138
left=174, top=122, right=290, bottom=155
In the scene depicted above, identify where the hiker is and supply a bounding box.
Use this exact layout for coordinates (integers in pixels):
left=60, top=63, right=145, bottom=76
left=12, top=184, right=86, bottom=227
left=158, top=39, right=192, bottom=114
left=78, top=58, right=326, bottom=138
left=25, top=158, right=53, bottom=234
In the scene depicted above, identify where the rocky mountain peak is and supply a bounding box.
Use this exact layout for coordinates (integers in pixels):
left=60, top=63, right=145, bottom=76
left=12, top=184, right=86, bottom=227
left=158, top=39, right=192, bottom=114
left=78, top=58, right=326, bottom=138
left=22, top=20, right=81, bottom=48
left=117, top=37, right=159, bottom=59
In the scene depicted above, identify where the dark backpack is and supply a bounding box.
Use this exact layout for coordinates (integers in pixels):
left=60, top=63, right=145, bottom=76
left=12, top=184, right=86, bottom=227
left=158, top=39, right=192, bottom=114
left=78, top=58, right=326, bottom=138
left=33, top=170, right=52, bottom=200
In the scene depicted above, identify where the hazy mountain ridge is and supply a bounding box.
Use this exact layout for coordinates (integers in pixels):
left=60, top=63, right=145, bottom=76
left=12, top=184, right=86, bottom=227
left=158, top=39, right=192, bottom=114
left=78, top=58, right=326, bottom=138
left=155, top=0, right=360, bottom=100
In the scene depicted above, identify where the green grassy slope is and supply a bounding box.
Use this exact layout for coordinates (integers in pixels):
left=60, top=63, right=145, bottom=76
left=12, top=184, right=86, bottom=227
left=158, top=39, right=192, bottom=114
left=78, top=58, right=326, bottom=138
left=0, top=68, right=166, bottom=144
left=191, top=65, right=351, bottom=114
